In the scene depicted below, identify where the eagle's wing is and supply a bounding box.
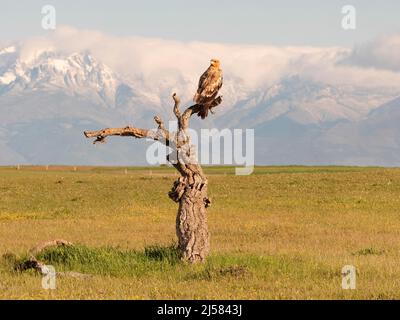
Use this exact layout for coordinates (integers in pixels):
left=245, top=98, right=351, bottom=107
left=197, top=68, right=210, bottom=93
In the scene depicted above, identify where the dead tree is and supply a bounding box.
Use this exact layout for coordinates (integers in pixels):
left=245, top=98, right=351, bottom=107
left=84, top=94, right=222, bottom=263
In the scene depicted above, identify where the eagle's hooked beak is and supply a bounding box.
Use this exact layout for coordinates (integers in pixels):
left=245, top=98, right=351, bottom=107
left=210, top=59, right=219, bottom=67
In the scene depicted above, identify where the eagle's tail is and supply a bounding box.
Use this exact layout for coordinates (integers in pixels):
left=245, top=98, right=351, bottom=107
left=198, top=105, right=209, bottom=119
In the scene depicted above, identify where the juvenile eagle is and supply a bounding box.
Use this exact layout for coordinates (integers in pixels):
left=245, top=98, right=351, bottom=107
left=194, top=59, right=223, bottom=119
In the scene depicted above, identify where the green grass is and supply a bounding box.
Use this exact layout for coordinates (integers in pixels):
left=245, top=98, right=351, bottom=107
left=2, top=244, right=344, bottom=298
left=1, top=165, right=400, bottom=299
left=35, top=244, right=181, bottom=277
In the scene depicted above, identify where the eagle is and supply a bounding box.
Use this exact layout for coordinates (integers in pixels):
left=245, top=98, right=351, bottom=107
left=194, top=59, right=223, bottom=119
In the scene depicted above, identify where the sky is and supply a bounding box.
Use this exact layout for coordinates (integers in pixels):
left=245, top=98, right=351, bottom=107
left=1, top=0, right=400, bottom=47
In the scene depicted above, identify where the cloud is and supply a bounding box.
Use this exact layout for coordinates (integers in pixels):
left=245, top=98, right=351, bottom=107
left=14, top=27, right=333, bottom=78
left=341, top=34, right=400, bottom=72
left=9, top=26, right=400, bottom=100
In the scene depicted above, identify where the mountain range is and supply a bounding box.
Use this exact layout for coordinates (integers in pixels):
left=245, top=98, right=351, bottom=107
left=0, top=45, right=399, bottom=166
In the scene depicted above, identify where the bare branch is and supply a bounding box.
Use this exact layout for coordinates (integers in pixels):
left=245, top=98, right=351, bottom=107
left=153, top=116, right=173, bottom=146
left=172, top=93, right=181, bottom=119
left=84, top=126, right=151, bottom=144
left=180, top=95, right=223, bottom=130
left=154, top=115, right=164, bottom=129
left=84, top=124, right=175, bottom=148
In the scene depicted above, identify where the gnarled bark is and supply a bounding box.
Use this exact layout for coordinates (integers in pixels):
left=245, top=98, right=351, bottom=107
left=172, top=170, right=210, bottom=262
left=84, top=93, right=222, bottom=263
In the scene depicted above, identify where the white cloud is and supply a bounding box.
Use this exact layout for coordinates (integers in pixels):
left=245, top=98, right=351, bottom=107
left=342, top=34, right=400, bottom=72
left=8, top=26, right=400, bottom=100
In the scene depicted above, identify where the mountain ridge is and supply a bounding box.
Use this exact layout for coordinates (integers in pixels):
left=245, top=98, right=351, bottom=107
left=0, top=46, right=399, bottom=166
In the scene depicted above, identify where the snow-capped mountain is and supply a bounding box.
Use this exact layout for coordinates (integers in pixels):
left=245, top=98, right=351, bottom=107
left=214, top=75, right=398, bottom=130
left=0, top=48, right=119, bottom=106
left=0, top=45, right=399, bottom=166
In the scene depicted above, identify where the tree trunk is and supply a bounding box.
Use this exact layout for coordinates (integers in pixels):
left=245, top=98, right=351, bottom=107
left=171, top=167, right=210, bottom=262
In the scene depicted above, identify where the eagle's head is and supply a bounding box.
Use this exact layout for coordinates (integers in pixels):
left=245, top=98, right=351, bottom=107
left=210, top=59, right=220, bottom=68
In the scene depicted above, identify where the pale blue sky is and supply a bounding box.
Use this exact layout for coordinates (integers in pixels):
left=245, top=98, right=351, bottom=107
left=1, top=0, right=399, bottom=46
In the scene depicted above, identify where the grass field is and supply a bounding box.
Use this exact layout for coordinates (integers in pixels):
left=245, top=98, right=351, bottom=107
left=1, top=165, right=400, bottom=299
